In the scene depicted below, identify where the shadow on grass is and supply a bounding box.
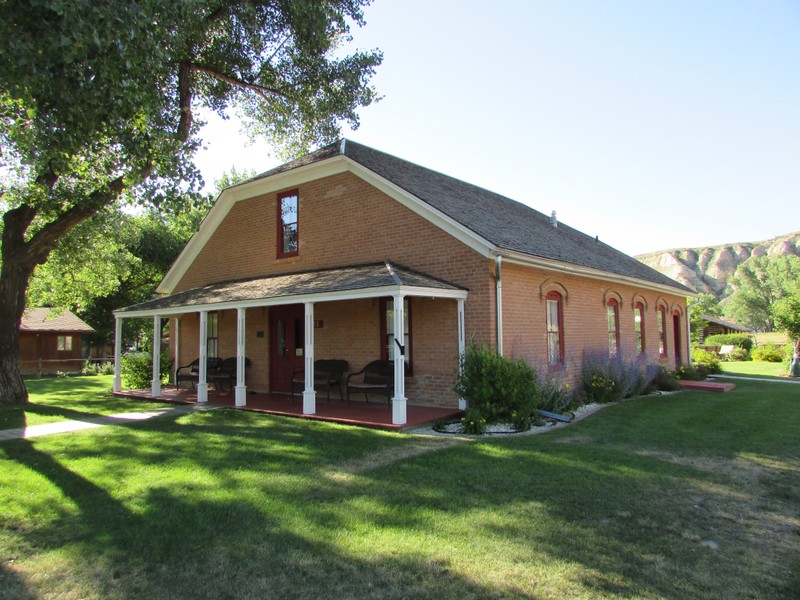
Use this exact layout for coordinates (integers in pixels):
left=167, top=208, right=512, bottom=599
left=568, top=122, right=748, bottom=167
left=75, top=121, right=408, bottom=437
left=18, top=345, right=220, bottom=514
left=0, top=562, right=35, bottom=600
left=0, top=415, right=512, bottom=600
left=3, top=382, right=798, bottom=599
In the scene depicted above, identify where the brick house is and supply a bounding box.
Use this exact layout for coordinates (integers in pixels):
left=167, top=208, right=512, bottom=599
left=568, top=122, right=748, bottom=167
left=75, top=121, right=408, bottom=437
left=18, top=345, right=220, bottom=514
left=114, top=140, right=691, bottom=424
left=20, top=307, right=95, bottom=375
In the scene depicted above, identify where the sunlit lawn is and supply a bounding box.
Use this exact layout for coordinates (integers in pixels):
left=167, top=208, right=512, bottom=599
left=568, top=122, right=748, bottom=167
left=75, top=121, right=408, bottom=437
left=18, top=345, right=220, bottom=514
left=1, top=378, right=798, bottom=599
left=720, top=360, right=789, bottom=379
left=0, top=375, right=167, bottom=430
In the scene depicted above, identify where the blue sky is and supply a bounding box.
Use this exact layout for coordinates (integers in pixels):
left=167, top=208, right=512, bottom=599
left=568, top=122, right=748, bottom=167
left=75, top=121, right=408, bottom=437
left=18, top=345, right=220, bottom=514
left=194, top=0, right=800, bottom=256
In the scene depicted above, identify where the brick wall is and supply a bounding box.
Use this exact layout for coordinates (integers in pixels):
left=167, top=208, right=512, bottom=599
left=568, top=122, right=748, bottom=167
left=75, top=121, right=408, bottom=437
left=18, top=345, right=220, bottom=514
left=167, top=170, right=685, bottom=406
left=501, top=262, right=687, bottom=386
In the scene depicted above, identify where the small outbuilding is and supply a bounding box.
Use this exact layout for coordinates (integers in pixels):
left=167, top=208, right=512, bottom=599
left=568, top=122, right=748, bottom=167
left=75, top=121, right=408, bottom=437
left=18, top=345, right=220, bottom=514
left=699, top=315, right=753, bottom=342
left=19, top=308, right=96, bottom=375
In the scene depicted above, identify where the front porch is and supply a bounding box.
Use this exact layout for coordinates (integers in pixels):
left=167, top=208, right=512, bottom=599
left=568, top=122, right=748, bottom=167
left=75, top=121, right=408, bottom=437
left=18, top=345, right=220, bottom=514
left=114, top=387, right=462, bottom=430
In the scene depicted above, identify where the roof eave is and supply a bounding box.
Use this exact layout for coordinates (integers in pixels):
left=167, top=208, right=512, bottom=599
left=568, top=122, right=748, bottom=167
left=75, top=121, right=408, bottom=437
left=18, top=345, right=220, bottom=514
left=495, top=249, right=694, bottom=297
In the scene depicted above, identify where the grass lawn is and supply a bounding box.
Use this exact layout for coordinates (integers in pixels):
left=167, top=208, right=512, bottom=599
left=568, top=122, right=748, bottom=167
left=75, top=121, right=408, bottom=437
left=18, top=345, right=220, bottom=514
left=0, top=375, right=168, bottom=430
left=720, top=361, right=790, bottom=379
left=1, top=379, right=799, bottom=599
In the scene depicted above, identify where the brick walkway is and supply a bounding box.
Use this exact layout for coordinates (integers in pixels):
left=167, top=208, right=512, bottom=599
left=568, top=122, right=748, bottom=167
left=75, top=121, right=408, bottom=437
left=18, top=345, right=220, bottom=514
left=0, top=404, right=215, bottom=442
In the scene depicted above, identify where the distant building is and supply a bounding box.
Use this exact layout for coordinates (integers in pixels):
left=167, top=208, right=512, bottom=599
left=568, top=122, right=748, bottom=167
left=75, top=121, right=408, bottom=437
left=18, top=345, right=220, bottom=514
left=19, top=308, right=95, bottom=375
left=699, top=314, right=752, bottom=342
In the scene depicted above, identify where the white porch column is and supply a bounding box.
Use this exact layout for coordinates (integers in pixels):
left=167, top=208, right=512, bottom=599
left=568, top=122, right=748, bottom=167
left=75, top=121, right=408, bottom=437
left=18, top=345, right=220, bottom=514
left=303, top=302, right=316, bottom=415
left=235, top=307, right=247, bottom=407
left=151, top=316, right=161, bottom=397
left=197, top=311, right=209, bottom=403
left=457, top=298, right=467, bottom=410
left=173, top=318, right=180, bottom=384
left=113, top=315, right=123, bottom=392
left=392, top=293, right=407, bottom=425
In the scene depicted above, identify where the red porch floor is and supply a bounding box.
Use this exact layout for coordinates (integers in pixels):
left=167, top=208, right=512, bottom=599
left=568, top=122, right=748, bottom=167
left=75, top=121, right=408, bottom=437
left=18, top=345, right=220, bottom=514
left=113, top=387, right=462, bottom=430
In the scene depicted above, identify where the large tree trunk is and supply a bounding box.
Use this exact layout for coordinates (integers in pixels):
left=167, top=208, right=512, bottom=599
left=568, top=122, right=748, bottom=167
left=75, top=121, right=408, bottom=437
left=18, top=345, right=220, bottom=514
left=0, top=206, right=41, bottom=404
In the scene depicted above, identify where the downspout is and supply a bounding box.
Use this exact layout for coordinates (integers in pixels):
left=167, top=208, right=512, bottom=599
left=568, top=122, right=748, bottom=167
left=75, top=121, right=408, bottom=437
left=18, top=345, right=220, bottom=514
left=687, top=297, right=701, bottom=364
left=495, top=255, right=503, bottom=355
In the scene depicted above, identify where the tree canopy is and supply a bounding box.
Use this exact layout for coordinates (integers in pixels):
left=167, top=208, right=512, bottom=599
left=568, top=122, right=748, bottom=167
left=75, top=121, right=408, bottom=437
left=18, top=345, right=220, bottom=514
left=0, top=0, right=382, bottom=403
left=724, top=255, right=800, bottom=339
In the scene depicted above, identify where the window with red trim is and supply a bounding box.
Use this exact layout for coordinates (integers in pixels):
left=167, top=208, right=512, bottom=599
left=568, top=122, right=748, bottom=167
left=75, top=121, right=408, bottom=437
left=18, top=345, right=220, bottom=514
left=657, top=305, right=667, bottom=358
left=634, top=302, right=645, bottom=355
left=607, top=298, right=620, bottom=357
left=546, top=291, right=564, bottom=366
left=379, top=298, right=412, bottom=372
left=277, top=190, right=299, bottom=257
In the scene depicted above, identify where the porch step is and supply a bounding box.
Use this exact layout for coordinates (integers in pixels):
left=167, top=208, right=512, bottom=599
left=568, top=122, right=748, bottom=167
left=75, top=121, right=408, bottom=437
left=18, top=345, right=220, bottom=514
left=677, top=380, right=736, bottom=393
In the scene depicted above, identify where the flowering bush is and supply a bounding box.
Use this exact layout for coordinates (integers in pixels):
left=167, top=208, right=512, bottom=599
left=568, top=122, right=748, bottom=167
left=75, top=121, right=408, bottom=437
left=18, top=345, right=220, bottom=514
left=460, top=407, right=487, bottom=435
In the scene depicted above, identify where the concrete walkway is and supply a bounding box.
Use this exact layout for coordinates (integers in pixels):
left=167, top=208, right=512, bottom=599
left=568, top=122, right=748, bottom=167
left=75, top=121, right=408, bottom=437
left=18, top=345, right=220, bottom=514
left=710, top=374, right=800, bottom=385
left=0, top=403, right=216, bottom=442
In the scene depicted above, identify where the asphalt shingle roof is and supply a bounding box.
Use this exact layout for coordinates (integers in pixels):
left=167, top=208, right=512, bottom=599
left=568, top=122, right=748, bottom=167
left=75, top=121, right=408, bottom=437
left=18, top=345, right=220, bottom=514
left=21, top=308, right=95, bottom=333
left=246, top=140, right=690, bottom=293
left=119, top=263, right=463, bottom=313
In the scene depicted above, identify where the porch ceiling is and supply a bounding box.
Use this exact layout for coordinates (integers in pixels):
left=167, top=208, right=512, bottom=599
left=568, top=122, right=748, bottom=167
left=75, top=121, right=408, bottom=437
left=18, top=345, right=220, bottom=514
left=115, top=262, right=467, bottom=318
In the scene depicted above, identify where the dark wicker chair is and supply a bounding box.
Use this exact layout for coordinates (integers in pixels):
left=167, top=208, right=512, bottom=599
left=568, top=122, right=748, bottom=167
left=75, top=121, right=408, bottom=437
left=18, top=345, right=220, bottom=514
left=345, top=360, right=394, bottom=405
left=210, top=356, right=252, bottom=392
left=291, top=359, right=349, bottom=402
left=175, top=357, right=222, bottom=389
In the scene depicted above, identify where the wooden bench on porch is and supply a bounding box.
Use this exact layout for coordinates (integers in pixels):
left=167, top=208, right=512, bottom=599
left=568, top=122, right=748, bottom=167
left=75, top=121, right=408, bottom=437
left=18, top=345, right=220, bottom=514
left=290, top=359, right=349, bottom=402
left=346, top=360, right=395, bottom=405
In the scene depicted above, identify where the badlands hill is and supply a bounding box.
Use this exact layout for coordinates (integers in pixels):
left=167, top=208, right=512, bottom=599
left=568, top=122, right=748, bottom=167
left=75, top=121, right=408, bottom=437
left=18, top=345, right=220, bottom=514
left=636, top=231, right=800, bottom=299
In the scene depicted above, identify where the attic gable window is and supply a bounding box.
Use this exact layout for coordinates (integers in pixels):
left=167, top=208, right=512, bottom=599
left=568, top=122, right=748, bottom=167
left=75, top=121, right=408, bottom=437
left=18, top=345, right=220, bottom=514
left=277, top=190, right=299, bottom=257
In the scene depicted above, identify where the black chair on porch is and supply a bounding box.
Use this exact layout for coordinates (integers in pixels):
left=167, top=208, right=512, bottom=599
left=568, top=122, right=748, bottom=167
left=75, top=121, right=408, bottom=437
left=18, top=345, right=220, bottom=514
left=175, top=357, right=223, bottom=389
left=290, top=359, right=349, bottom=402
left=345, top=360, right=395, bottom=405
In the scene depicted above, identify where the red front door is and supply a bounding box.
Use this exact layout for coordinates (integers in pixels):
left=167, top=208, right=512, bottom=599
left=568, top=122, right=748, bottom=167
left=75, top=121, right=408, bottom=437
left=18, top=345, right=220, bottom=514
left=270, top=305, right=305, bottom=393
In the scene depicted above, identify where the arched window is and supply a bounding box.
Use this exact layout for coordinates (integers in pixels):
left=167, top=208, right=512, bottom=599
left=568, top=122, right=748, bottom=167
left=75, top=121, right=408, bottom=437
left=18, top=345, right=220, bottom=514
left=607, top=298, right=620, bottom=357
left=546, top=291, right=564, bottom=367
left=657, top=305, right=667, bottom=358
left=634, top=302, right=645, bottom=355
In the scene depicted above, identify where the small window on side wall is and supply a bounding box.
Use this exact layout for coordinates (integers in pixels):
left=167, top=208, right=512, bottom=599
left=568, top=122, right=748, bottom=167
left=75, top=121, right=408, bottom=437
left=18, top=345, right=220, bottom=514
left=57, top=335, right=73, bottom=352
left=277, top=190, right=299, bottom=257
left=607, top=298, right=620, bottom=357
left=657, top=305, right=667, bottom=358
left=546, top=291, right=564, bottom=367
left=634, top=302, right=645, bottom=355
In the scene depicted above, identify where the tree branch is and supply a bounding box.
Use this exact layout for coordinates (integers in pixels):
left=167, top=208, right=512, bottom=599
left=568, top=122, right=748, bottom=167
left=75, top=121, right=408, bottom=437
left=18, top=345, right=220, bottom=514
left=177, top=61, right=193, bottom=141
left=187, top=63, right=292, bottom=102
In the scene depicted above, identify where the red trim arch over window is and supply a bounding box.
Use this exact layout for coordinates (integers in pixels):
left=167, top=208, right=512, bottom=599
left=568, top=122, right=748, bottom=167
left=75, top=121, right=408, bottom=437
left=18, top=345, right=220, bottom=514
left=634, top=302, right=645, bottom=355
left=607, top=298, right=620, bottom=357
left=546, top=291, right=564, bottom=367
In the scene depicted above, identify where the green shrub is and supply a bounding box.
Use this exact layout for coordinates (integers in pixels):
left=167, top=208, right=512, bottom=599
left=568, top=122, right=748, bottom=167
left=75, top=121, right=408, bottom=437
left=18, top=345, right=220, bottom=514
left=704, top=333, right=753, bottom=352
left=726, top=348, right=752, bottom=362
left=81, top=360, right=99, bottom=376
left=454, top=345, right=539, bottom=424
left=676, top=361, right=719, bottom=380
left=121, top=352, right=170, bottom=390
left=645, top=365, right=682, bottom=392
left=751, top=345, right=785, bottom=363
left=691, top=347, right=722, bottom=371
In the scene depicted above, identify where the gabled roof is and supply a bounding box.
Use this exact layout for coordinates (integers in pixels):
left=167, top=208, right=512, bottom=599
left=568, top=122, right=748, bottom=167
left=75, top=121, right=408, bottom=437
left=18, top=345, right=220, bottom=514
left=701, top=314, right=753, bottom=332
left=119, top=263, right=466, bottom=317
left=160, top=139, right=690, bottom=295
left=20, top=308, right=95, bottom=333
